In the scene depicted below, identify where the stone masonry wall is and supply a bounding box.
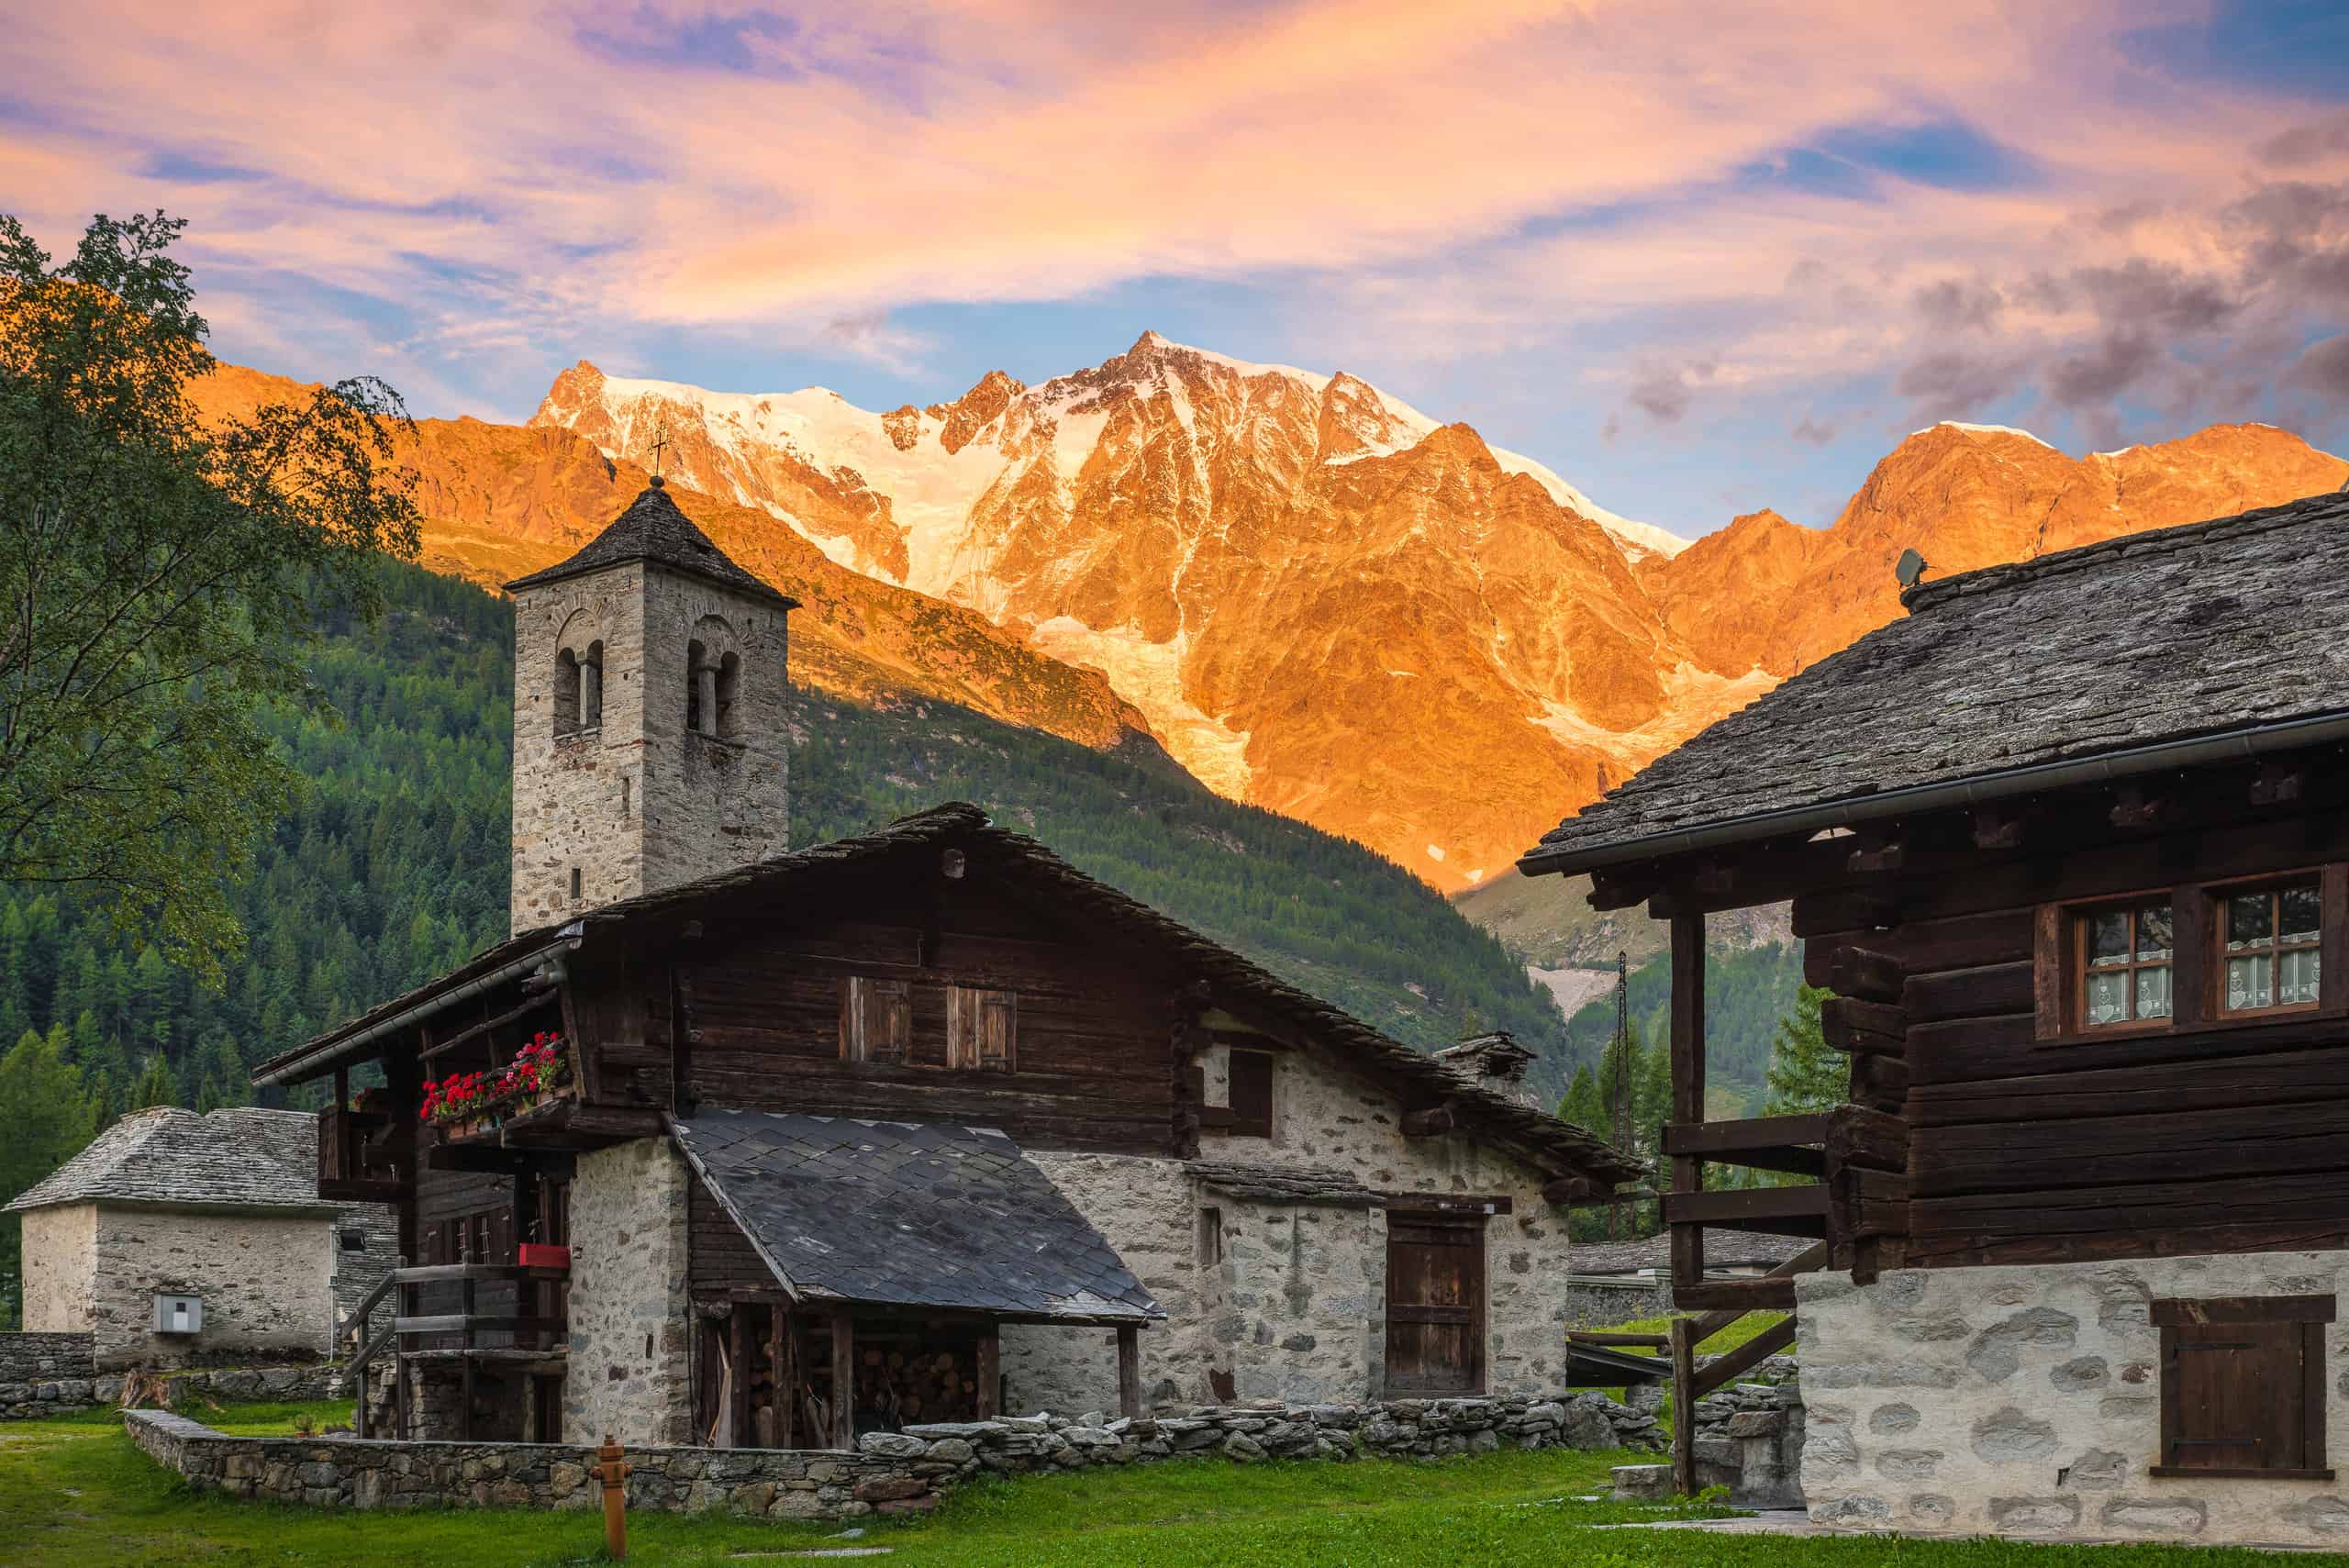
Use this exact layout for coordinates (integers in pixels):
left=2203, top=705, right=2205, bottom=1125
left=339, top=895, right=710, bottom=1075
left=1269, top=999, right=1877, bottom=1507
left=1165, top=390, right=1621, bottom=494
left=17, top=1203, right=96, bottom=1334
left=88, top=1207, right=335, bottom=1371
left=1192, top=1042, right=1580, bottom=1395
left=566, top=1138, right=693, bottom=1447
left=509, top=562, right=789, bottom=936
left=329, top=1202, right=399, bottom=1351
left=129, top=1390, right=1660, bottom=1520
left=0, top=1335, right=342, bottom=1422
left=1798, top=1251, right=2349, bottom=1546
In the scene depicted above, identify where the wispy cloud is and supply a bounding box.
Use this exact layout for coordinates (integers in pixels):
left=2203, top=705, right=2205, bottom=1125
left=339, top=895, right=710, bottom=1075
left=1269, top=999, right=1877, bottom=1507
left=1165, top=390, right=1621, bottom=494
left=4, top=0, right=2344, bottom=519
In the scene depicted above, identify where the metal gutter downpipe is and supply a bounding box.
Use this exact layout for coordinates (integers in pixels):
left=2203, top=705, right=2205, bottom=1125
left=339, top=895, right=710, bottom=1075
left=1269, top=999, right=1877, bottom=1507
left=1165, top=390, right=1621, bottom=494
left=1518, top=709, right=2349, bottom=882
left=252, top=921, right=587, bottom=1086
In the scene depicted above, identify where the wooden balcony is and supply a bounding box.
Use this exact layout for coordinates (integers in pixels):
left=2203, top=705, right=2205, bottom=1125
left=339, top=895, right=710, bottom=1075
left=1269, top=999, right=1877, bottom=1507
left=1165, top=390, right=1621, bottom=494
left=429, top=1090, right=664, bottom=1153
left=317, top=1105, right=405, bottom=1203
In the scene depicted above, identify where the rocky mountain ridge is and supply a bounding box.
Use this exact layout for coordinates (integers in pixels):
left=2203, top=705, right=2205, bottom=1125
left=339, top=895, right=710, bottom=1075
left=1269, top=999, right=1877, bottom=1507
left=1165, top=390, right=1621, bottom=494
left=528, top=337, right=2347, bottom=894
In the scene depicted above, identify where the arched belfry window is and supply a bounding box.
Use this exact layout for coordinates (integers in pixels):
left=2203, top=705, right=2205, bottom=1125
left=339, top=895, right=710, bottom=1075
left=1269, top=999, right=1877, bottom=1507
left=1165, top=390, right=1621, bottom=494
left=717, top=651, right=740, bottom=739
left=685, top=639, right=707, bottom=736
left=582, top=640, right=604, bottom=730
left=554, top=649, right=581, bottom=736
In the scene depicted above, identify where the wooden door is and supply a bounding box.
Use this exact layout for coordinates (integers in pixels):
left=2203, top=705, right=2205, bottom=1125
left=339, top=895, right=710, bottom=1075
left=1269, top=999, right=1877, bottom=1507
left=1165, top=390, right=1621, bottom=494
left=1384, top=1216, right=1485, bottom=1395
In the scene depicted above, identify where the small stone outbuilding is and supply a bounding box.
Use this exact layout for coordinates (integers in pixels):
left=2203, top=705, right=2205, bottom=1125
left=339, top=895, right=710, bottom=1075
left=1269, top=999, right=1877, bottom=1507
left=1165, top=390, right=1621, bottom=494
left=6, top=1106, right=395, bottom=1371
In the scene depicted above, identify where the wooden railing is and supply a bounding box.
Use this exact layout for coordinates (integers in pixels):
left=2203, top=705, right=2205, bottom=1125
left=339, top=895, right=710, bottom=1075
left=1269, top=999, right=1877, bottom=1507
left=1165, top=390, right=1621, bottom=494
left=317, top=1106, right=404, bottom=1203
left=354, top=1261, right=572, bottom=1440
left=342, top=1256, right=405, bottom=1440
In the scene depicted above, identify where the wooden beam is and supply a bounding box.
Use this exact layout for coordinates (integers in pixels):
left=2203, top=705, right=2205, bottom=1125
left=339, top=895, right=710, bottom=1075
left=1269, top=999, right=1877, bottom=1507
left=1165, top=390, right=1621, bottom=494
left=1665, top=1185, right=1830, bottom=1230
left=1823, top=946, right=1904, bottom=1004
left=1541, top=1176, right=1592, bottom=1206
left=2109, top=784, right=2169, bottom=829
left=1669, top=1317, right=1698, bottom=1497
left=1117, top=1325, right=1141, bottom=1420
left=975, top=1326, right=1000, bottom=1419
left=1400, top=1104, right=1456, bottom=1138
left=1971, top=803, right=2026, bottom=851
left=1588, top=872, right=1656, bottom=912
left=1667, top=913, right=1706, bottom=1289
left=829, top=1314, right=855, bottom=1451
left=1845, top=837, right=1905, bottom=874
left=728, top=1306, right=752, bottom=1451
left=1686, top=1240, right=1830, bottom=1340
left=421, top=990, right=559, bottom=1062
left=2252, top=760, right=2306, bottom=807
left=1664, top=1114, right=1830, bottom=1155
left=1820, top=996, right=1907, bottom=1057
left=1674, top=1275, right=1798, bottom=1314
left=1567, top=1330, right=1672, bottom=1348
left=1824, top=1105, right=1909, bottom=1173
left=1690, top=1314, right=1799, bottom=1400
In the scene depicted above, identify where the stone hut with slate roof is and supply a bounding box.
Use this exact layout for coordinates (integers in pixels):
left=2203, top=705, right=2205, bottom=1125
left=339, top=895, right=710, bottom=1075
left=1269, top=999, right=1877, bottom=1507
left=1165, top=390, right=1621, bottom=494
left=1519, top=486, right=2349, bottom=1547
left=250, top=479, right=1638, bottom=1453
left=6, top=1106, right=395, bottom=1371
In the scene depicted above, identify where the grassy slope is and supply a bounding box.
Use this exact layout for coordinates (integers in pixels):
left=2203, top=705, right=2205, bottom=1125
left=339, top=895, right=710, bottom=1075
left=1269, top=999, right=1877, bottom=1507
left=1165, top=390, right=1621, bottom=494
left=9, top=1402, right=2328, bottom=1568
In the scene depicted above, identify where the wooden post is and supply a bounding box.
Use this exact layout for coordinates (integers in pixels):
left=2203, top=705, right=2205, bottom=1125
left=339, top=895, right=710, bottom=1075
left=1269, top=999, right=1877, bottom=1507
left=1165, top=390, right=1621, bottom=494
left=1116, top=1324, right=1141, bottom=1419
left=829, top=1313, right=854, bottom=1451
left=1667, top=912, right=1707, bottom=1291
left=772, top=1306, right=795, bottom=1449
left=975, top=1326, right=1000, bottom=1419
left=728, top=1308, right=751, bottom=1449
left=596, top=1434, right=632, bottom=1560
left=1669, top=1316, right=1698, bottom=1498
left=460, top=1272, right=477, bottom=1441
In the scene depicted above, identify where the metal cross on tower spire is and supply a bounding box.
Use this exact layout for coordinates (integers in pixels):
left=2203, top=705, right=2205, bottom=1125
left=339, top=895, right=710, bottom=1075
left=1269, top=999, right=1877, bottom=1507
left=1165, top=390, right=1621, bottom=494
left=649, top=417, right=674, bottom=483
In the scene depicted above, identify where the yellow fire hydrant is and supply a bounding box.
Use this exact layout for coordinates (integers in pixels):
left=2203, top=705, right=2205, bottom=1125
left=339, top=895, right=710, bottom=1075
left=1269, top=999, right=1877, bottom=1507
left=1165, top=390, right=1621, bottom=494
left=596, top=1433, right=632, bottom=1560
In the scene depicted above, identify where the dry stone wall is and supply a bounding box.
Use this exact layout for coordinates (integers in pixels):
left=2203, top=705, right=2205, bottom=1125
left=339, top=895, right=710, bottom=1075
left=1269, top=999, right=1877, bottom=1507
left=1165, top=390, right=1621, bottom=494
left=0, top=1333, right=344, bottom=1421
left=1798, top=1252, right=2349, bottom=1547
left=128, top=1390, right=1660, bottom=1519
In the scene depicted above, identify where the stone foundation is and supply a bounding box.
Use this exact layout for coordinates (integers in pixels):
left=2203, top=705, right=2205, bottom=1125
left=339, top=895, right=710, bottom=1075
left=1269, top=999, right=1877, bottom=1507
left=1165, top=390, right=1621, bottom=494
left=128, top=1390, right=1661, bottom=1519
left=1798, top=1252, right=2349, bottom=1546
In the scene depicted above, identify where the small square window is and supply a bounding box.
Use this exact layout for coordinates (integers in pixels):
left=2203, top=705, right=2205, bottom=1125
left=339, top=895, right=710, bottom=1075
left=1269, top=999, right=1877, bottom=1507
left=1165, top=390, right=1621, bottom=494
left=338, top=1229, right=367, bottom=1253
left=2221, top=882, right=2322, bottom=1016
left=2077, top=902, right=2173, bottom=1029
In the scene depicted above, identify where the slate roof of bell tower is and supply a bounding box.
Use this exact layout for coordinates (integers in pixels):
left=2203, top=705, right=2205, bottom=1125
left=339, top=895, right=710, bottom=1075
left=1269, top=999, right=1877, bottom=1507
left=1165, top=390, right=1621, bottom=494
left=504, top=478, right=799, bottom=609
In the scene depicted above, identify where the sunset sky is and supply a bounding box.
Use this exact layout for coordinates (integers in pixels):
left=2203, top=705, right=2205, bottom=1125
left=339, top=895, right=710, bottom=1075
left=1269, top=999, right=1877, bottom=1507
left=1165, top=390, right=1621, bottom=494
left=7, top=0, right=2347, bottom=534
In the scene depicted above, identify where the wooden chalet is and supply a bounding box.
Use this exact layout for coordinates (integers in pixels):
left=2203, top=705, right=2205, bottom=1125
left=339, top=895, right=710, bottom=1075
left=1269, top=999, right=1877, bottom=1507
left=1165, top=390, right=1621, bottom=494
left=251, top=477, right=1642, bottom=1453
left=1520, top=487, right=2349, bottom=1542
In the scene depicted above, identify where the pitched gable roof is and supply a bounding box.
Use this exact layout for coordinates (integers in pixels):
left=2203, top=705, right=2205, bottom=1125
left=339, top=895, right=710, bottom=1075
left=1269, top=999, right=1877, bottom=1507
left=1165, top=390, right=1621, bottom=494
left=503, top=479, right=798, bottom=609
left=5, top=1106, right=333, bottom=1215
left=1521, top=488, right=2349, bottom=876
left=257, top=803, right=1642, bottom=1186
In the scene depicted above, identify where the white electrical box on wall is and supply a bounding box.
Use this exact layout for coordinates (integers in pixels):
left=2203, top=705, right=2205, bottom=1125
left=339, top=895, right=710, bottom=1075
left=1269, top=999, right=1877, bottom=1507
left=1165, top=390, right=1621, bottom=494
left=152, top=1294, right=203, bottom=1334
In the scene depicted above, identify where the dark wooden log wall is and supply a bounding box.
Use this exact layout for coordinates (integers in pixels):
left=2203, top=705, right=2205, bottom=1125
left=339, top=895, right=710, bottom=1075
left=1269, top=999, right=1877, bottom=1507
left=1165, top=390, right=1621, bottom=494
left=688, top=1173, right=772, bottom=1295
left=413, top=1167, right=522, bottom=1340
left=667, top=879, right=1179, bottom=1153
left=1802, top=837, right=2349, bottom=1270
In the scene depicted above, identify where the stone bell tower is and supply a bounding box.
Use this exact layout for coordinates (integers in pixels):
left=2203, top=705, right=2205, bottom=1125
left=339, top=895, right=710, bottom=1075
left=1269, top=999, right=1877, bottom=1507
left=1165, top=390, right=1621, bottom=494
left=504, top=477, right=796, bottom=934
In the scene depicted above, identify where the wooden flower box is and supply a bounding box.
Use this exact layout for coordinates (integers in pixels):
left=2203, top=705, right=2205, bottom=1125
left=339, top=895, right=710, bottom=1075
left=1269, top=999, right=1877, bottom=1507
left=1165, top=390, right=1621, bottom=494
left=429, top=1084, right=571, bottom=1144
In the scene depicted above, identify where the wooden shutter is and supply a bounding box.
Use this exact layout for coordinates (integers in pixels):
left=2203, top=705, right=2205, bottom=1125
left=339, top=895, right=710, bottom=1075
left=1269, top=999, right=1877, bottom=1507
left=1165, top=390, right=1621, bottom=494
left=841, top=976, right=912, bottom=1064
left=947, top=985, right=1017, bottom=1072
left=1228, top=1051, right=1275, bottom=1137
left=2153, top=1296, right=2333, bottom=1479
left=1384, top=1215, right=1486, bottom=1396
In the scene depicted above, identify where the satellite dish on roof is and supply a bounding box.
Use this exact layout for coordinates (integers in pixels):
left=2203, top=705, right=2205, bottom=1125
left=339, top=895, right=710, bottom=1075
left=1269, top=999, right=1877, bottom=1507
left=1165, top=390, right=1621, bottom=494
left=1895, top=548, right=1929, bottom=588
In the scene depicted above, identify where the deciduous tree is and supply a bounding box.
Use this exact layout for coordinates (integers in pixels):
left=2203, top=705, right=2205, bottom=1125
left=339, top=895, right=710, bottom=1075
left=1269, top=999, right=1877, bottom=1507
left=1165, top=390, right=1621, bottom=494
left=0, top=210, right=418, bottom=983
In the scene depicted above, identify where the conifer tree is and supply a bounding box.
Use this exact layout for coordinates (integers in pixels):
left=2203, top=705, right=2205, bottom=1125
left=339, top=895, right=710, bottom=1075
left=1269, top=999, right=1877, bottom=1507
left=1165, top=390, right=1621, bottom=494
left=1762, top=984, right=1844, bottom=1115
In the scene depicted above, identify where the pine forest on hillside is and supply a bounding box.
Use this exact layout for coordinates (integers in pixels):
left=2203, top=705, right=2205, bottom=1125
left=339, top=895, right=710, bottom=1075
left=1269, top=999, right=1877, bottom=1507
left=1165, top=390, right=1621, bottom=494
left=0, top=559, right=1576, bottom=1147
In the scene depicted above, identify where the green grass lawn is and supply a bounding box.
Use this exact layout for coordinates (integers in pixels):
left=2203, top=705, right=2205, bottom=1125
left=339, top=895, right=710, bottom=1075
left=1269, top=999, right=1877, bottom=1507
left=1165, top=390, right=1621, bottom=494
left=6, top=1401, right=2344, bottom=1568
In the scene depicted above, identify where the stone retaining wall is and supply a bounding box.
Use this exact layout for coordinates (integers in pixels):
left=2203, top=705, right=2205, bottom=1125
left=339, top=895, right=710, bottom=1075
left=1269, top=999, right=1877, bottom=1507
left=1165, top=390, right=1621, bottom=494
left=128, top=1390, right=1662, bottom=1521
left=1, top=1329, right=341, bottom=1421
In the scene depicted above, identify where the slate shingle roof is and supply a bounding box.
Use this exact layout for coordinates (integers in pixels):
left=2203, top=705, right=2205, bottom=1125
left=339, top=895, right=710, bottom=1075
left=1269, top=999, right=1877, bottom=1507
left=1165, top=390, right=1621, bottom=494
left=670, top=1110, right=1162, bottom=1323
left=504, top=479, right=798, bottom=608
left=5, top=1106, right=334, bottom=1214
left=262, top=803, right=1642, bottom=1186
left=1523, top=489, right=2349, bottom=874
